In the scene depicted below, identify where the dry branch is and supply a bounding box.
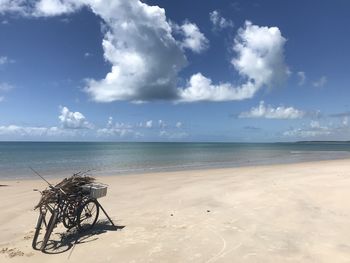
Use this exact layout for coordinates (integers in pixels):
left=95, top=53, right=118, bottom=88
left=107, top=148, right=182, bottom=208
left=35, top=171, right=95, bottom=209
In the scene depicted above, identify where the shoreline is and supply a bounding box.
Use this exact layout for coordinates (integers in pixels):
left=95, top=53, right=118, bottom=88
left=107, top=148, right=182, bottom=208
left=2, top=156, right=350, bottom=182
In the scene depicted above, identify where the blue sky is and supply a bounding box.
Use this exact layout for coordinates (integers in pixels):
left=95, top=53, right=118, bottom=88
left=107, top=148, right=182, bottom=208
left=0, top=0, right=350, bottom=142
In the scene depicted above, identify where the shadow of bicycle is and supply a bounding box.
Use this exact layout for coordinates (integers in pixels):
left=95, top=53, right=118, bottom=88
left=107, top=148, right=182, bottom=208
left=41, top=220, right=125, bottom=255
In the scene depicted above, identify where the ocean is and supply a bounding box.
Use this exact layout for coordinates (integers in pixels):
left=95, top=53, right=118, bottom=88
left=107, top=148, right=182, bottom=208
left=1, top=141, right=350, bottom=179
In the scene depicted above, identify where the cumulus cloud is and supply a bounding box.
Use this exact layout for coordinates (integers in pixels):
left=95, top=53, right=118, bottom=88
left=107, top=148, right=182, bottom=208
left=175, top=21, right=209, bottom=53
left=342, top=117, right=348, bottom=127
left=159, top=130, right=188, bottom=139
left=97, top=118, right=141, bottom=138
left=283, top=121, right=331, bottom=138
left=0, top=0, right=186, bottom=102
left=34, top=0, right=82, bottom=16
left=209, top=10, right=233, bottom=31
left=0, top=2, right=289, bottom=103
left=232, top=21, right=289, bottom=89
left=297, top=71, right=306, bottom=86
left=97, top=127, right=137, bottom=137
left=158, top=119, right=166, bottom=128
left=106, top=116, right=113, bottom=128
left=179, top=21, right=289, bottom=102
left=282, top=118, right=350, bottom=139
left=84, top=52, right=92, bottom=58
left=0, top=56, right=15, bottom=65
left=0, top=125, right=77, bottom=137
left=0, top=0, right=28, bottom=14
left=313, top=76, right=327, bottom=88
left=58, top=106, right=93, bottom=129
left=145, top=120, right=153, bottom=128
left=178, top=73, right=258, bottom=102
left=176, top=121, right=182, bottom=128
left=83, top=0, right=188, bottom=102
left=239, top=101, right=304, bottom=119
left=0, top=82, right=14, bottom=101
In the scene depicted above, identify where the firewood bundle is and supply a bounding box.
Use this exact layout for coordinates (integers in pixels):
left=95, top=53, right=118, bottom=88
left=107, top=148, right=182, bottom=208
left=35, top=171, right=95, bottom=209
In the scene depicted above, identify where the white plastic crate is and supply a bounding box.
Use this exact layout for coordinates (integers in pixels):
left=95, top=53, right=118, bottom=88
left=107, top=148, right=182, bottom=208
left=82, top=183, right=108, bottom=199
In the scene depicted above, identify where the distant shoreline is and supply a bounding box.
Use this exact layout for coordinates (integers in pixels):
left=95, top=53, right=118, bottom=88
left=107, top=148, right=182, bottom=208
left=1, top=141, right=350, bottom=180
left=2, top=156, right=350, bottom=182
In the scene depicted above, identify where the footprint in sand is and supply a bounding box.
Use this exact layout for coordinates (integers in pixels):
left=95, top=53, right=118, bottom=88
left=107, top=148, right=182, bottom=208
left=1, top=248, right=25, bottom=258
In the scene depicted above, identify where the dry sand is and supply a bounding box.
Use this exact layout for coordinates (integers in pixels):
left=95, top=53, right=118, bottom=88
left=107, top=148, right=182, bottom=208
left=1, top=159, right=350, bottom=262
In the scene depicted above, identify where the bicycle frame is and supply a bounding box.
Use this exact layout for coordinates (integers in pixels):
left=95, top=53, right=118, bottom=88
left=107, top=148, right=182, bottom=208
left=32, top=187, right=93, bottom=251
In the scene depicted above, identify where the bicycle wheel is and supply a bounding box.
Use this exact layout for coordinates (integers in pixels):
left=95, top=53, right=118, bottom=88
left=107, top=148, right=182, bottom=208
left=40, top=211, right=58, bottom=252
left=32, top=207, right=51, bottom=250
left=62, top=202, right=77, bottom=229
left=77, top=199, right=99, bottom=231
left=32, top=213, right=44, bottom=250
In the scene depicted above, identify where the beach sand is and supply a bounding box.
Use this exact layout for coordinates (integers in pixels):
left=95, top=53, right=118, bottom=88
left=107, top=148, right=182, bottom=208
left=1, top=159, right=350, bottom=262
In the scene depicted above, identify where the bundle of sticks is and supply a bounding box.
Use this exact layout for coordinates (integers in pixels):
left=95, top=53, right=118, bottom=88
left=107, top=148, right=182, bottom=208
left=35, top=171, right=95, bottom=209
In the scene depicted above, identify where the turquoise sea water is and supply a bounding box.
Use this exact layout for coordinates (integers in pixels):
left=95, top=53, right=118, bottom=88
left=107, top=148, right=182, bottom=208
left=1, top=142, right=350, bottom=179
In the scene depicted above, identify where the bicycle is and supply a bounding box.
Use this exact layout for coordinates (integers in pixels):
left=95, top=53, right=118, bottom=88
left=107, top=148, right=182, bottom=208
left=32, top=185, right=100, bottom=251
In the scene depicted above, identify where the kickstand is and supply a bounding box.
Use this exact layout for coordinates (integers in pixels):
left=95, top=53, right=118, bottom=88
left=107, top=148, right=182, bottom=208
left=96, top=200, right=115, bottom=227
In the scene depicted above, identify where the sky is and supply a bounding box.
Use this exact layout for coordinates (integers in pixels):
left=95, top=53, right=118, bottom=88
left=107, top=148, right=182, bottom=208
left=0, top=0, right=350, bottom=142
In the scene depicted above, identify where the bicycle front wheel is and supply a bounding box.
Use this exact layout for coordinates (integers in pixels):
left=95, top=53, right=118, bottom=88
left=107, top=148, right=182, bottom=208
left=40, top=211, right=58, bottom=252
left=32, top=207, right=52, bottom=250
left=77, top=199, right=99, bottom=231
left=32, top=213, right=44, bottom=250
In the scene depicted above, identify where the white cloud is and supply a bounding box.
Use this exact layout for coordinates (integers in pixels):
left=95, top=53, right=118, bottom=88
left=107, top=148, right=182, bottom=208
left=179, top=21, right=289, bottom=102
left=0, top=0, right=28, bottom=14
left=83, top=0, right=187, bottom=102
left=158, top=119, right=166, bottom=128
left=0, top=125, right=77, bottom=137
left=297, top=71, right=306, bottom=86
left=0, top=82, right=13, bottom=91
left=310, top=120, right=320, bottom=129
left=209, top=10, right=233, bottom=31
left=0, top=82, right=14, bottom=101
left=0, top=56, right=15, bottom=65
left=176, top=21, right=209, bottom=53
left=0, top=3, right=288, bottom=103
left=145, top=120, right=153, bottom=128
left=178, top=73, right=258, bottom=102
left=176, top=121, right=182, bottom=128
left=313, top=76, right=327, bottom=88
left=34, top=0, right=82, bottom=16
left=97, top=127, right=136, bottom=137
left=159, top=130, right=188, bottom=139
left=97, top=117, right=139, bottom=137
left=58, top=106, right=93, bottom=129
left=283, top=121, right=331, bottom=138
left=106, top=116, right=113, bottom=128
left=84, top=52, right=92, bottom=58
left=232, top=21, right=289, bottom=90
left=239, top=101, right=304, bottom=119
left=0, top=0, right=185, bottom=102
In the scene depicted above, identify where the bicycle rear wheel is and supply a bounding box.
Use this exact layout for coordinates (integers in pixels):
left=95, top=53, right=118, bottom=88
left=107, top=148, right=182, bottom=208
left=77, top=199, right=99, bottom=231
left=62, top=202, right=78, bottom=229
